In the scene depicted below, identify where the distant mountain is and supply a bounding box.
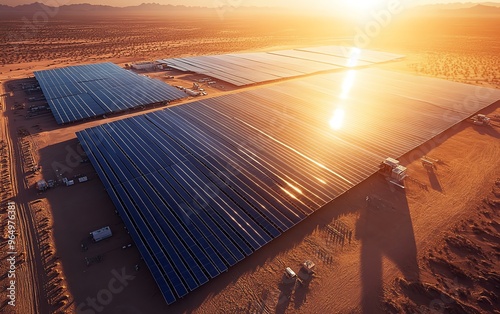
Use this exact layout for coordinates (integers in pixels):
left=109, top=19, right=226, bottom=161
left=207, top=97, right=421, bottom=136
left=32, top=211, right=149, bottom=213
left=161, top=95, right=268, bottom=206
left=0, top=2, right=213, bottom=15
left=452, top=4, right=500, bottom=15
left=2, top=2, right=49, bottom=12
left=414, top=2, right=500, bottom=10
left=119, top=3, right=204, bottom=13
left=404, top=3, right=500, bottom=16
left=483, top=1, right=500, bottom=7
left=0, top=2, right=499, bottom=15
left=51, top=3, right=117, bottom=12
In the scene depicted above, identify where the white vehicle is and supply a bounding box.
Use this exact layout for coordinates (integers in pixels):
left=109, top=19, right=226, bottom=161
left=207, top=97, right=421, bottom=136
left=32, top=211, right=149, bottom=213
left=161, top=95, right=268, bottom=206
left=285, top=267, right=296, bottom=278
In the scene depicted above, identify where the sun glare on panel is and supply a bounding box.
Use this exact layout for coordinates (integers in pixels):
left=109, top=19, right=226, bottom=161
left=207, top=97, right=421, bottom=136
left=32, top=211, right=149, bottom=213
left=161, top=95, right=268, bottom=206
left=285, top=180, right=303, bottom=195
left=340, top=70, right=357, bottom=99
left=330, top=68, right=358, bottom=130
left=280, top=187, right=298, bottom=200
left=315, top=177, right=327, bottom=184
left=329, top=108, right=345, bottom=130
left=347, top=47, right=361, bottom=67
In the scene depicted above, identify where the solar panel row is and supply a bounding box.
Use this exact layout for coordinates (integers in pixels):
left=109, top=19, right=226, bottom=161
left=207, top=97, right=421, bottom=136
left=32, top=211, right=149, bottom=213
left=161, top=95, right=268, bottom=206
left=157, top=46, right=404, bottom=86
left=268, top=49, right=373, bottom=67
left=297, top=46, right=404, bottom=63
left=77, top=68, right=500, bottom=305
left=34, top=62, right=186, bottom=124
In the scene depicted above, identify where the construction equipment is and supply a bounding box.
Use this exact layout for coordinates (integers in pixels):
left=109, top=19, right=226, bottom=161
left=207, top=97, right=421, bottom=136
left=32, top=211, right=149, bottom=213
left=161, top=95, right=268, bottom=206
left=302, top=260, right=316, bottom=274
left=470, top=114, right=491, bottom=126
left=379, top=157, right=407, bottom=187
left=421, top=157, right=436, bottom=171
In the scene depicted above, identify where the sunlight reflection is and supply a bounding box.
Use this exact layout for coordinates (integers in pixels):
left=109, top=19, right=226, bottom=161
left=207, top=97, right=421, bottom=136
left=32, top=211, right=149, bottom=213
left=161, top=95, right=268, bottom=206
left=340, top=70, right=357, bottom=99
left=280, top=187, right=297, bottom=199
left=316, top=177, right=327, bottom=185
left=347, top=47, right=361, bottom=67
left=329, top=108, right=345, bottom=130
left=330, top=68, right=357, bottom=130
left=285, top=180, right=303, bottom=194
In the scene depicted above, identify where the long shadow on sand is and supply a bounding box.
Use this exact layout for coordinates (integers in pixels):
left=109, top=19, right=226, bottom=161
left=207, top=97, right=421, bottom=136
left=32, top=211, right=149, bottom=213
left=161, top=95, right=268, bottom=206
left=427, top=168, right=444, bottom=192
left=356, top=188, right=420, bottom=313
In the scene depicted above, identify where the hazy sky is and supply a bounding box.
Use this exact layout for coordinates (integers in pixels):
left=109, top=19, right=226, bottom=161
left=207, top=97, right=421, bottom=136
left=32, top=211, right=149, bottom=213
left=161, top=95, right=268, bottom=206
left=0, top=0, right=497, bottom=7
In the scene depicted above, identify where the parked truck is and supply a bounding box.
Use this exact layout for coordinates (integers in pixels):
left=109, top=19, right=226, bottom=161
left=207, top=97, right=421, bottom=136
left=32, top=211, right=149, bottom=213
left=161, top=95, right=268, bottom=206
left=379, top=157, right=407, bottom=187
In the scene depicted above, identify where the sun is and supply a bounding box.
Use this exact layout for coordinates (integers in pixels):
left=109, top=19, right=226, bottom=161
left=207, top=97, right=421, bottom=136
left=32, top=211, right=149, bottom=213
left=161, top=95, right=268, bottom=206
left=316, top=0, right=387, bottom=17
left=339, top=0, right=387, bottom=16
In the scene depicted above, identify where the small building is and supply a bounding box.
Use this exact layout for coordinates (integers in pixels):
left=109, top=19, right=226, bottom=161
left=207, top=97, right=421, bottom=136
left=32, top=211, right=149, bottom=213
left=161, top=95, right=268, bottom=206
left=90, top=226, right=112, bottom=242
left=131, top=62, right=157, bottom=71
left=185, top=89, right=201, bottom=97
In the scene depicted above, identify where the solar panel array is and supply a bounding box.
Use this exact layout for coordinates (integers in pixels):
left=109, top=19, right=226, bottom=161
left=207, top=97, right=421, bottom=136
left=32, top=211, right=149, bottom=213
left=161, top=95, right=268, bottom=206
left=297, top=46, right=405, bottom=63
left=157, top=46, right=404, bottom=86
left=77, top=68, right=500, bottom=305
left=34, top=62, right=186, bottom=124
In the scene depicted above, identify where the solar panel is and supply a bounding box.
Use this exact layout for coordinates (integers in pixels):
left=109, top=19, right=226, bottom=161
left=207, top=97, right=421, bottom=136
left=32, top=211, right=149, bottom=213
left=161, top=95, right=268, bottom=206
left=298, top=46, right=405, bottom=63
left=158, top=46, right=403, bottom=86
left=34, top=62, right=186, bottom=124
left=268, top=49, right=373, bottom=67
left=76, top=68, right=500, bottom=305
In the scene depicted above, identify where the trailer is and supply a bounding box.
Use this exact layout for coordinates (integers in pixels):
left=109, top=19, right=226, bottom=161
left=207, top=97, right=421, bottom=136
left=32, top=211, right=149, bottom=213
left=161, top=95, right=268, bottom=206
left=90, top=226, right=112, bottom=242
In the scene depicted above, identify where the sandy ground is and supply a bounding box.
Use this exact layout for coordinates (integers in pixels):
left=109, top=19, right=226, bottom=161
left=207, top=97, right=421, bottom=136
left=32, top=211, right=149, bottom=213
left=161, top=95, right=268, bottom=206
left=372, top=16, right=500, bottom=90
left=0, top=12, right=499, bottom=314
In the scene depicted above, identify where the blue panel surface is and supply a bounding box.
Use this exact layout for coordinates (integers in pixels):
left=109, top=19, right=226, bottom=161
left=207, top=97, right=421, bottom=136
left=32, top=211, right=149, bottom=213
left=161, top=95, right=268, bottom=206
left=34, top=62, right=186, bottom=124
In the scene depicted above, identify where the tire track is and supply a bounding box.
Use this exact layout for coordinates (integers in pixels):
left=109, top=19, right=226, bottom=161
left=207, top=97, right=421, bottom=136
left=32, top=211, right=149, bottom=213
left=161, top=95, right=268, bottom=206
left=3, top=100, right=43, bottom=313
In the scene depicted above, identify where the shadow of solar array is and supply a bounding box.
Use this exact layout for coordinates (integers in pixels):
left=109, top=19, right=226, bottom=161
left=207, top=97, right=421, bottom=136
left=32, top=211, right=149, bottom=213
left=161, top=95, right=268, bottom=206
left=76, top=68, right=500, bottom=305
left=157, top=46, right=404, bottom=86
left=34, top=62, right=186, bottom=124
